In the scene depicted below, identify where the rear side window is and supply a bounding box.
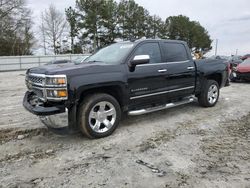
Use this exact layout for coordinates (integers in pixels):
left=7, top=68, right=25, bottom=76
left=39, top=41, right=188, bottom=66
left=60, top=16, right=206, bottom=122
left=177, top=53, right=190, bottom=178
left=163, top=43, right=189, bottom=62
left=133, top=43, right=162, bottom=64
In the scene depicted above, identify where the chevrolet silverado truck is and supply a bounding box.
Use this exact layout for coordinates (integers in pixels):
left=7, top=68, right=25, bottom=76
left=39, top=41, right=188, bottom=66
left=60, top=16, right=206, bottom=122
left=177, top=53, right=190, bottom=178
left=23, top=39, right=229, bottom=138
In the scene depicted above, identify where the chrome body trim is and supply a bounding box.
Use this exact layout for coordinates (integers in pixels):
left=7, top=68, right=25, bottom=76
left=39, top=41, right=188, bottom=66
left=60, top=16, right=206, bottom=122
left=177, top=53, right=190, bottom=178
left=133, top=55, right=150, bottom=61
left=187, top=66, right=195, bottom=70
left=128, top=96, right=195, bottom=116
left=158, top=69, right=167, bottom=73
left=130, top=86, right=195, bottom=100
left=28, top=73, right=46, bottom=78
left=27, top=73, right=67, bottom=87
left=28, top=73, right=67, bottom=78
left=137, top=60, right=190, bottom=67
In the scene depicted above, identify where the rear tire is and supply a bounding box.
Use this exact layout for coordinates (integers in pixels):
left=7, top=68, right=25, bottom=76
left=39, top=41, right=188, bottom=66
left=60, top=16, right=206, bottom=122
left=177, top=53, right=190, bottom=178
left=198, top=80, right=220, bottom=107
left=78, top=93, right=121, bottom=138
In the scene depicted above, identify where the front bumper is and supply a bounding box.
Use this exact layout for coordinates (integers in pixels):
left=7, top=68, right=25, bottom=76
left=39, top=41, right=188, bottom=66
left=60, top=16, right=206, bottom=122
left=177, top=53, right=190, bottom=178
left=230, top=71, right=250, bottom=80
left=23, top=91, right=79, bottom=135
left=23, top=91, right=66, bottom=116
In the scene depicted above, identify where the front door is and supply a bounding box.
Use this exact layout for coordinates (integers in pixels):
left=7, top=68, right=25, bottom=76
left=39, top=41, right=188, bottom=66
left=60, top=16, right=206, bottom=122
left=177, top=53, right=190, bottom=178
left=127, top=42, right=169, bottom=109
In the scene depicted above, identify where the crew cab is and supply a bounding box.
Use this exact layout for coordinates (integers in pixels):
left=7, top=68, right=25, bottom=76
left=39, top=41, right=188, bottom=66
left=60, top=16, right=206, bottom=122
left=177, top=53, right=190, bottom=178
left=23, top=39, right=229, bottom=138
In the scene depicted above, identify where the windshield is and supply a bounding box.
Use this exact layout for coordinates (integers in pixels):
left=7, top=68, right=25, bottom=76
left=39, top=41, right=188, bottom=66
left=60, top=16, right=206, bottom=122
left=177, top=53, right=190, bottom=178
left=86, top=42, right=134, bottom=64
left=242, top=59, right=250, bottom=65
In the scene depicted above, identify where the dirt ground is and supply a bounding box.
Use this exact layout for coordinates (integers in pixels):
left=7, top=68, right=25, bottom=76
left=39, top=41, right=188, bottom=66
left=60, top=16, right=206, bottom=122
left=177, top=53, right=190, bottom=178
left=0, top=71, right=250, bottom=188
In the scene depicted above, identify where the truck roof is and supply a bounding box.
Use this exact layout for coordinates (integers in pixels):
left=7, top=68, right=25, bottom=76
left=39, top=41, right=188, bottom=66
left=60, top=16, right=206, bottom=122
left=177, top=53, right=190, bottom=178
left=129, top=38, right=188, bottom=45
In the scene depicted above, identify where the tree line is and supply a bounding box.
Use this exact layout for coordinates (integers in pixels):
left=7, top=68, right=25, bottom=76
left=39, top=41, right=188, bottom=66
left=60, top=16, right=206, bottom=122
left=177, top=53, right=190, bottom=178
left=0, top=0, right=212, bottom=56
left=0, top=0, right=34, bottom=56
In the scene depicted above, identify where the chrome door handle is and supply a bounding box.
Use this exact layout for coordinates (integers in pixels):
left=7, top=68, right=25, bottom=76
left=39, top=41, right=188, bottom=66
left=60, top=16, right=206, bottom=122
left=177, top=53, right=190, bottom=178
left=158, top=69, right=167, bottom=73
left=187, top=66, right=194, bottom=70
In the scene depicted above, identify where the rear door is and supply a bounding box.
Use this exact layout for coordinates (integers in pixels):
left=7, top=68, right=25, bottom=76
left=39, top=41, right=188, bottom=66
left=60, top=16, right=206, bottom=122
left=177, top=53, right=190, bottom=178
left=160, top=41, right=196, bottom=98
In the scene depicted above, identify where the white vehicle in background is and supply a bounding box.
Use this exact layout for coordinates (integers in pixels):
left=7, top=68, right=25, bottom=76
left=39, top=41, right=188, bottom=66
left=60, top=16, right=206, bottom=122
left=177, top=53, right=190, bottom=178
left=46, top=55, right=90, bottom=65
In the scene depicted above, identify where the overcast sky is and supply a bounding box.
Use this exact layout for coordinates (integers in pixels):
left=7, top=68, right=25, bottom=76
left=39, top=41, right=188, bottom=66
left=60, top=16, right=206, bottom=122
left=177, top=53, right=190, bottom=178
left=27, top=0, right=250, bottom=56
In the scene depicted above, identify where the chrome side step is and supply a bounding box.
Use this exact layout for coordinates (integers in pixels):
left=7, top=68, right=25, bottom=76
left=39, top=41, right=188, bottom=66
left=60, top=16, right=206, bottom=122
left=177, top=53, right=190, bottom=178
left=128, top=96, right=195, bottom=116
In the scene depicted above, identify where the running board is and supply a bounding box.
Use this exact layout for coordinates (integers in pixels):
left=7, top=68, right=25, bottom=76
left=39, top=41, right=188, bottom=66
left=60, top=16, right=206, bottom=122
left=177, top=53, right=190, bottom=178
left=128, top=96, right=195, bottom=116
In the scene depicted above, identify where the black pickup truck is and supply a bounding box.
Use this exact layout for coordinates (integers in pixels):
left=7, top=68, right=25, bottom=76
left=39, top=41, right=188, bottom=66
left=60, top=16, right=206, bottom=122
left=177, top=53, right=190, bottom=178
left=23, top=39, right=229, bottom=138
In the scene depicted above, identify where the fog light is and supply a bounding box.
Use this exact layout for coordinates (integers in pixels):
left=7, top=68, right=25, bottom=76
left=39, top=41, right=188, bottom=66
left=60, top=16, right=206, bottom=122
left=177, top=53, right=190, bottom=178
left=57, top=90, right=67, bottom=97
left=47, top=89, right=67, bottom=98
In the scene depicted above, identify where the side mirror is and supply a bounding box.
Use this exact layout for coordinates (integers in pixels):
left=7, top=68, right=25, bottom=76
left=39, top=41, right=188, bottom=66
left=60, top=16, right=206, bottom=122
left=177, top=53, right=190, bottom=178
left=129, top=55, right=150, bottom=67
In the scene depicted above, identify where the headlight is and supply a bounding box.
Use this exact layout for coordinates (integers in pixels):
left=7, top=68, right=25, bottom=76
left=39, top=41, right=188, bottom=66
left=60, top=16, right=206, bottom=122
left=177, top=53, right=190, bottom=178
left=46, top=75, right=67, bottom=86
left=45, top=75, right=68, bottom=100
left=232, top=66, right=237, bottom=71
left=47, top=89, right=68, bottom=98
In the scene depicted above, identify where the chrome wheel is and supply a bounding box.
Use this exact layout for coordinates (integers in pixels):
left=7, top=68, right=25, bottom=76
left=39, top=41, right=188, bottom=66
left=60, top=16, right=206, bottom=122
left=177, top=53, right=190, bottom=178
left=207, top=84, right=218, bottom=104
left=88, top=101, right=116, bottom=133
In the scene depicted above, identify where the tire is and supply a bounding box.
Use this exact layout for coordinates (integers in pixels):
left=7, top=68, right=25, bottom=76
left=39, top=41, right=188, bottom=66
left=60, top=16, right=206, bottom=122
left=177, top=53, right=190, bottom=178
left=198, top=80, right=220, bottom=107
left=77, top=93, right=121, bottom=138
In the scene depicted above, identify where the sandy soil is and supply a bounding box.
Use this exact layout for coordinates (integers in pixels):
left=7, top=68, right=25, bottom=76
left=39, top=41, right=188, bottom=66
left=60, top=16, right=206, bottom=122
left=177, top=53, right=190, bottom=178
left=0, top=71, right=250, bottom=188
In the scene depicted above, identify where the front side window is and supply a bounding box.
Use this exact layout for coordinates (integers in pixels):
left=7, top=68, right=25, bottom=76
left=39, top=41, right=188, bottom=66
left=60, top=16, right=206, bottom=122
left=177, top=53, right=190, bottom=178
left=133, top=43, right=162, bottom=64
left=163, top=43, right=189, bottom=62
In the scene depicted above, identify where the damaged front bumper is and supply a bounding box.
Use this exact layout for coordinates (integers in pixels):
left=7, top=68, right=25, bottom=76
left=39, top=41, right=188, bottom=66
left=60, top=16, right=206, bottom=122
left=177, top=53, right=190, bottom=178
left=23, top=91, right=78, bottom=135
left=231, top=71, right=250, bottom=81
left=23, top=91, right=66, bottom=116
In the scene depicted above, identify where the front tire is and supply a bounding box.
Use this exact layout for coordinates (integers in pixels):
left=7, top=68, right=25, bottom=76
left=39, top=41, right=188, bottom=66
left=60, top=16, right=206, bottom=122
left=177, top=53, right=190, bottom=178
left=198, top=80, right=220, bottom=107
left=78, top=93, right=121, bottom=138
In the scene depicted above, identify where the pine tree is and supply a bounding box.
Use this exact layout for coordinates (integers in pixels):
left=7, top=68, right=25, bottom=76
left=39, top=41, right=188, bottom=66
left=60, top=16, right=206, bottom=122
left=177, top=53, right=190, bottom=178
left=99, top=0, right=119, bottom=47
left=145, top=14, right=166, bottom=39
left=166, top=15, right=212, bottom=53
left=118, top=0, right=147, bottom=40
left=76, top=0, right=105, bottom=51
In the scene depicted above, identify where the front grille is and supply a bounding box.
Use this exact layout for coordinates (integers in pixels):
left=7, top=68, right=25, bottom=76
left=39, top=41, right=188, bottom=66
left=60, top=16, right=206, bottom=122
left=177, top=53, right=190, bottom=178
left=28, top=75, right=44, bottom=85
left=26, top=74, right=45, bottom=100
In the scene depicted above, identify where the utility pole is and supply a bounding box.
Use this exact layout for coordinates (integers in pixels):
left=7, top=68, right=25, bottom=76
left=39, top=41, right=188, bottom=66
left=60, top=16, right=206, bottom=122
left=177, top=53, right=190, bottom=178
left=236, top=49, right=238, bottom=56
left=215, top=39, right=218, bottom=56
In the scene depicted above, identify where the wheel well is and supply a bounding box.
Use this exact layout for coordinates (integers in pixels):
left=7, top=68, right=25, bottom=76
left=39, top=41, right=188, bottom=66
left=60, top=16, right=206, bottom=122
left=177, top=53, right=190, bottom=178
left=206, top=74, right=222, bottom=87
left=79, top=86, right=124, bottom=107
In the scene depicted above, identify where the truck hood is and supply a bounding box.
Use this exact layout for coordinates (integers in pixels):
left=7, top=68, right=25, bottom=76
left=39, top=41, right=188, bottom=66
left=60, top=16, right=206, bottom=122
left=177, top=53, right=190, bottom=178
left=27, top=62, right=121, bottom=76
left=237, top=64, right=250, bottom=73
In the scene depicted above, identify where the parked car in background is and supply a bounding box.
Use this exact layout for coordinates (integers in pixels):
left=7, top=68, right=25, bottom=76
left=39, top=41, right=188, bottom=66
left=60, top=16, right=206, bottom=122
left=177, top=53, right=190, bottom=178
left=73, top=55, right=90, bottom=64
left=227, top=55, right=243, bottom=67
left=46, top=55, right=90, bottom=65
left=47, top=60, right=72, bottom=65
left=241, top=54, right=250, bottom=61
left=209, top=55, right=228, bottom=60
left=230, top=58, right=250, bottom=82
left=226, top=55, right=243, bottom=72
